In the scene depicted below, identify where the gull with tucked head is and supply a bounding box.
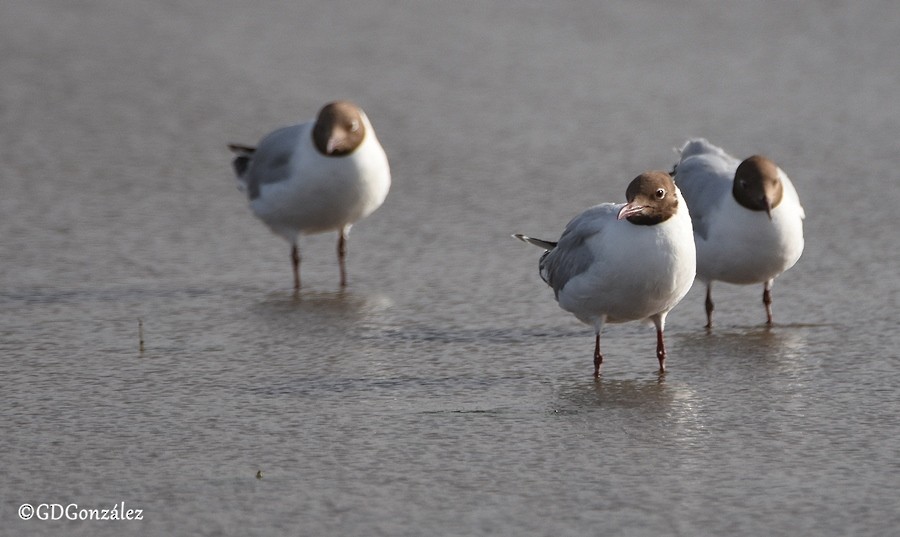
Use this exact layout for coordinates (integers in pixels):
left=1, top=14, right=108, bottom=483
left=672, top=138, right=804, bottom=327
left=228, top=101, right=391, bottom=290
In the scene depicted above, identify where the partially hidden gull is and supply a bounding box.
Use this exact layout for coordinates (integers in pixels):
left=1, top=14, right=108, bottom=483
left=229, top=101, right=391, bottom=289
left=673, top=139, right=804, bottom=327
left=515, top=171, right=696, bottom=375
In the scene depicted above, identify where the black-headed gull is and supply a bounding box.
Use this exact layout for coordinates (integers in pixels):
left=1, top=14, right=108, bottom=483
left=515, top=171, right=696, bottom=375
left=229, top=101, right=391, bottom=289
left=673, top=138, right=804, bottom=327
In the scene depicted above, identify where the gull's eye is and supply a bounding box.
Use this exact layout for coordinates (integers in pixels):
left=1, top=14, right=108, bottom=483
left=349, top=120, right=360, bottom=132
left=738, top=179, right=749, bottom=189
left=655, top=188, right=666, bottom=199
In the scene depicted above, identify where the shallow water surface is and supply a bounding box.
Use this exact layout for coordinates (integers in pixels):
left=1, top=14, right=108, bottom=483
left=2, top=0, right=899, bottom=535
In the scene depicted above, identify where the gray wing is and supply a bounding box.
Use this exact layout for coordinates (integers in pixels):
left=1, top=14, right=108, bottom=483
left=539, top=204, right=618, bottom=298
left=672, top=139, right=738, bottom=239
left=232, top=123, right=308, bottom=200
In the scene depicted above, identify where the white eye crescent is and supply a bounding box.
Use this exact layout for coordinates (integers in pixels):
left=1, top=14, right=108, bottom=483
left=350, top=120, right=360, bottom=132
left=655, top=188, right=666, bottom=199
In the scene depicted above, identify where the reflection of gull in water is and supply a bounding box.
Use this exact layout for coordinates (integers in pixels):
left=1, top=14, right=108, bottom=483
left=675, top=326, right=814, bottom=422
left=559, top=376, right=671, bottom=410
left=677, top=326, right=811, bottom=373
left=258, top=289, right=392, bottom=311
left=250, top=290, right=394, bottom=332
left=552, top=376, right=706, bottom=443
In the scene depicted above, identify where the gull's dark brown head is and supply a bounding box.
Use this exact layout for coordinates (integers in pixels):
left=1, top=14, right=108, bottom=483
left=617, top=171, right=680, bottom=226
left=733, top=155, right=783, bottom=219
left=312, top=100, right=366, bottom=157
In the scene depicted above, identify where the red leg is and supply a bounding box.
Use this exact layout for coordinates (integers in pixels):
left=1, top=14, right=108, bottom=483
left=291, top=244, right=301, bottom=290
left=337, top=228, right=348, bottom=287
left=705, top=283, right=714, bottom=329
left=763, top=280, right=773, bottom=326
left=593, top=333, right=603, bottom=378
left=656, top=326, right=667, bottom=373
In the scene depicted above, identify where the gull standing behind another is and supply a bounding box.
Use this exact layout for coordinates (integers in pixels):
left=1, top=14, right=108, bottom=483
left=672, top=138, right=804, bottom=328
left=229, top=101, right=391, bottom=290
left=515, top=172, right=696, bottom=376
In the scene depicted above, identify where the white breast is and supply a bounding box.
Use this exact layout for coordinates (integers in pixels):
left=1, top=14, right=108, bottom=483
left=557, top=195, right=696, bottom=325
left=250, top=116, right=391, bottom=241
left=695, top=183, right=804, bottom=284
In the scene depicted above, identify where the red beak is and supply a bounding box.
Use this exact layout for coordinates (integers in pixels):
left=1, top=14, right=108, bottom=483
left=617, top=202, right=644, bottom=220
left=326, top=135, right=343, bottom=155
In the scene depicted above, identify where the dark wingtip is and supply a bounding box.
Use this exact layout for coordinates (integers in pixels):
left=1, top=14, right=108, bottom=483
left=232, top=155, right=251, bottom=177
left=228, top=144, right=256, bottom=154
left=513, top=234, right=558, bottom=250
left=228, top=144, right=255, bottom=177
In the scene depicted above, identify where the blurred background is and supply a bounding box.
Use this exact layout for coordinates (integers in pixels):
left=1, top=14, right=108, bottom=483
left=2, top=1, right=899, bottom=535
